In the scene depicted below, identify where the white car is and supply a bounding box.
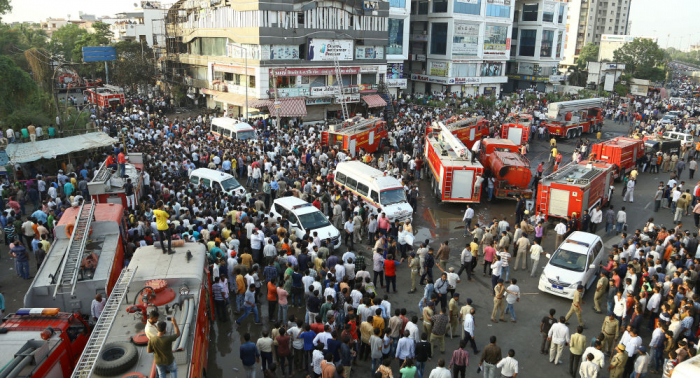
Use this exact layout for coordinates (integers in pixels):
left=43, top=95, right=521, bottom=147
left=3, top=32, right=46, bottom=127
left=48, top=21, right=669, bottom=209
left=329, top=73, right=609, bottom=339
left=270, top=196, right=341, bottom=249
left=538, top=231, right=605, bottom=299
left=660, top=115, right=677, bottom=125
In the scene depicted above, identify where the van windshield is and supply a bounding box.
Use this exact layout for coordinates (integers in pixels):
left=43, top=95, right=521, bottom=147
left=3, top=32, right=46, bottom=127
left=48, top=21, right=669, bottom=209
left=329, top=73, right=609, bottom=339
left=549, top=247, right=587, bottom=273
left=380, top=188, right=407, bottom=206
left=221, top=177, right=242, bottom=191
left=236, top=130, right=256, bottom=140
left=297, top=211, right=332, bottom=231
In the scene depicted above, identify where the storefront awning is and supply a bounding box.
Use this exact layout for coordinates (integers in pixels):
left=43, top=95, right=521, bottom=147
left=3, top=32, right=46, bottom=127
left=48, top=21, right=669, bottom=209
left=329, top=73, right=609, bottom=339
left=249, top=99, right=273, bottom=109
left=251, top=97, right=307, bottom=117
left=361, top=94, right=387, bottom=108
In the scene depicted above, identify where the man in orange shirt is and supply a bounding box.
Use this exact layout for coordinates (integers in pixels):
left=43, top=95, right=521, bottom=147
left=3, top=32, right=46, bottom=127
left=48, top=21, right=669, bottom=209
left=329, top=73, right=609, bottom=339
left=266, top=277, right=278, bottom=321
left=117, top=150, right=127, bottom=177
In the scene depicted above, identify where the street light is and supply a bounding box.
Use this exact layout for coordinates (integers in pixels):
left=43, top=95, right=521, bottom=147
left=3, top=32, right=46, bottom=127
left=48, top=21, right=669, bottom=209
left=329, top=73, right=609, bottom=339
left=226, top=44, right=249, bottom=121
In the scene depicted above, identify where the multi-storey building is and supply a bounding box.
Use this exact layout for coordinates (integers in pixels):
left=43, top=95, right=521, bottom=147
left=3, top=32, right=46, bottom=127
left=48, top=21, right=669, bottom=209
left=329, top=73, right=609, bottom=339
left=406, top=0, right=515, bottom=97
left=505, top=0, right=567, bottom=91
left=561, top=0, right=632, bottom=67
left=163, top=0, right=392, bottom=123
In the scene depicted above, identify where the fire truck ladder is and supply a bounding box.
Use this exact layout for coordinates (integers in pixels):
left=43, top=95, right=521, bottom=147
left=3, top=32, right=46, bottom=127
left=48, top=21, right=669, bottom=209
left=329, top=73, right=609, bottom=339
left=93, top=161, right=112, bottom=183
left=333, top=59, right=349, bottom=122
left=71, top=267, right=138, bottom=378
left=52, top=203, right=95, bottom=298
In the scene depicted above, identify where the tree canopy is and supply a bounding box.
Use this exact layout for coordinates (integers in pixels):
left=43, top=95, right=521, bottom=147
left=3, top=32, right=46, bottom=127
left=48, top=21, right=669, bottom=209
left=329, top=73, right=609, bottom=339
left=49, top=23, right=88, bottom=61
left=577, top=43, right=599, bottom=69
left=112, top=40, right=155, bottom=87
left=612, top=38, right=666, bottom=80
left=0, top=0, right=11, bottom=21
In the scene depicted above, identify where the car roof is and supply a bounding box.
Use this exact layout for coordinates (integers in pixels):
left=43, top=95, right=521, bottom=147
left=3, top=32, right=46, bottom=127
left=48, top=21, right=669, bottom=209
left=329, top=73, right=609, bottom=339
left=274, top=196, right=319, bottom=214
left=189, top=168, right=234, bottom=181
left=563, top=231, right=601, bottom=250
left=558, top=242, right=590, bottom=255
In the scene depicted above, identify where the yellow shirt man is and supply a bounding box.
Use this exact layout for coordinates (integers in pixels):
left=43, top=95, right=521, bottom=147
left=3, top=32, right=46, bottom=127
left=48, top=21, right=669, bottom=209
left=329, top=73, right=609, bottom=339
left=153, top=209, right=170, bottom=231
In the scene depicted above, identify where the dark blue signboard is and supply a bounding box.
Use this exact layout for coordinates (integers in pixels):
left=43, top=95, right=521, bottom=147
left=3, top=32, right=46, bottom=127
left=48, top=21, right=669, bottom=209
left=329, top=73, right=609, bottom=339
left=82, top=46, right=117, bottom=62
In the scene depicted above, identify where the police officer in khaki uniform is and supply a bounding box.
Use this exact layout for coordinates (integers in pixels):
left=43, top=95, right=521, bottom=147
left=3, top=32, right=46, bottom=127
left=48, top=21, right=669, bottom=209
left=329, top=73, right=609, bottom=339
left=593, top=272, right=609, bottom=314
left=491, top=279, right=506, bottom=322
left=601, top=312, right=620, bottom=355
left=608, top=344, right=628, bottom=378
left=565, top=284, right=585, bottom=327
left=408, top=252, right=421, bottom=293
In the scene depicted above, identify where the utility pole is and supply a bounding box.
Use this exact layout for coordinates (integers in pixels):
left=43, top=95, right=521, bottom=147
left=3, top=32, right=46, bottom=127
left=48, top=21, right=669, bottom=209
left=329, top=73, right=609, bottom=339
left=272, top=68, right=280, bottom=129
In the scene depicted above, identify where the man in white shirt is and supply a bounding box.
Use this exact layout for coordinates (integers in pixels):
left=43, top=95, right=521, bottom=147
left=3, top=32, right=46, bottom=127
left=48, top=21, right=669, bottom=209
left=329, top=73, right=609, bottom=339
left=462, top=308, right=478, bottom=352
left=504, top=279, right=521, bottom=322
left=554, top=220, right=567, bottom=247
left=529, top=240, right=544, bottom=277
left=590, top=206, right=603, bottom=233
left=405, top=317, right=420, bottom=343
left=619, top=327, right=642, bottom=359
left=616, top=207, right=627, bottom=235
left=462, top=205, right=474, bottom=234
left=428, top=358, right=452, bottom=378
left=91, top=294, right=106, bottom=321
left=548, top=316, right=570, bottom=364
left=582, top=342, right=605, bottom=369
left=496, top=349, right=519, bottom=378
left=578, top=353, right=600, bottom=378
left=144, top=310, right=160, bottom=340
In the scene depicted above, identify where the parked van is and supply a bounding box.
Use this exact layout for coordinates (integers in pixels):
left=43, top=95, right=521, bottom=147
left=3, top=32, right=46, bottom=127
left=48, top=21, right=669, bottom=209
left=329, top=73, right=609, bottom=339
left=662, top=131, right=694, bottom=148
left=270, top=197, right=341, bottom=249
left=538, top=231, right=604, bottom=299
left=334, top=161, right=413, bottom=223
left=189, top=168, right=246, bottom=197
left=210, top=117, right=256, bottom=140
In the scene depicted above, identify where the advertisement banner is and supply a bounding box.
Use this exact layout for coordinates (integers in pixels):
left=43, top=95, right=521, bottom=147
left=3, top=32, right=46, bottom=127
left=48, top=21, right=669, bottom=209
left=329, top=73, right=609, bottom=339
left=355, top=46, right=385, bottom=60
left=307, top=39, right=354, bottom=61
left=549, top=75, right=567, bottom=82
left=484, top=25, right=509, bottom=57
left=273, top=67, right=360, bottom=76
left=410, top=73, right=456, bottom=85
left=310, top=86, right=337, bottom=97
left=360, top=65, right=379, bottom=73
left=518, top=63, right=534, bottom=75
left=385, top=78, right=408, bottom=88
left=487, top=0, right=511, bottom=5
left=604, top=74, right=615, bottom=92
left=456, top=0, right=479, bottom=3
left=481, top=62, right=502, bottom=77
left=335, top=93, right=361, bottom=103
left=306, top=98, right=333, bottom=105
left=454, top=77, right=482, bottom=85
left=268, top=45, right=300, bottom=60
left=452, top=23, right=480, bottom=57
left=430, top=61, right=450, bottom=77
left=387, top=63, right=404, bottom=79
left=228, top=43, right=263, bottom=60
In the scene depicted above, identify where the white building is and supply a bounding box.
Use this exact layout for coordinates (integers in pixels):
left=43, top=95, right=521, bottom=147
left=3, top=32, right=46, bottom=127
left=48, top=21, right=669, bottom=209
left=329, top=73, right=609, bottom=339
left=598, top=34, right=657, bottom=61
left=108, top=7, right=167, bottom=47
left=386, top=0, right=411, bottom=95
left=562, top=0, right=632, bottom=67
left=506, top=0, right=568, bottom=91
left=408, top=0, right=515, bottom=97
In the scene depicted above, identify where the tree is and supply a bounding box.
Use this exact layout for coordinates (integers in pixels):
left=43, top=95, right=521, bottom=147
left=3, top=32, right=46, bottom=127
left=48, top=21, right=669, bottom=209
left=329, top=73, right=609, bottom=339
left=49, top=23, right=88, bottom=61
left=567, top=65, right=588, bottom=87
left=577, top=43, right=599, bottom=69
left=112, top=40, right=155, bottom=87
left=0, top=0, right=11, bottom=21
left=0, top=55, right=37, bottom=118
left=613, top=38, right=666, bottom=79
left=24, top=48, right=52, bottom=90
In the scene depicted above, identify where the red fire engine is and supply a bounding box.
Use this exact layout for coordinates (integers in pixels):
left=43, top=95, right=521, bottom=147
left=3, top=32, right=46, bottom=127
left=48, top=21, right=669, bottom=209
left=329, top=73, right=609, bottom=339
left=71, top=243, right=212, bottom=378
left=424, top=121, right=484, bottom=203
left=501, top=113, right=532, bottom=145
left=25, top=203, right=128, bottom=316
left=543, top=98, right=605, bottom=139
left=426, top=115, right=491, bottom=150
left=536, top=161, right=615, bottom=221
left=84, top=85, right=125, bottom=109
left=589, top=137, right=645, bottom=180
left=479, top=138, right=533, bottom=199
left=0, top=308, right=90, bottom=378
left=88, top=153, right=144, bottom=209
left=321, top=116, right=389, bottom=157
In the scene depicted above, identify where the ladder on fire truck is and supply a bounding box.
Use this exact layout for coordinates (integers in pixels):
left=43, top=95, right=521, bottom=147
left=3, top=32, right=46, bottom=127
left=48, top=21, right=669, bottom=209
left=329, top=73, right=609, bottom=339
left=52, top=202, right=95, bottom=298
left=93, top=160, right=113, bottom=183
left=546, top=98, right=605, bottom=121
left=71, top=267, right=138, bottom=378
left=436, top=121, right=470, bottom=159
left=334, top=59, right=349, bottom=122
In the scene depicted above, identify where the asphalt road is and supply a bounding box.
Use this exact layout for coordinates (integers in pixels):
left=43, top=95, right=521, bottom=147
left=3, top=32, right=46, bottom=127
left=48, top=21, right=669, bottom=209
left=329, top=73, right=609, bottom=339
left=0, top=116, right=678, bottom=378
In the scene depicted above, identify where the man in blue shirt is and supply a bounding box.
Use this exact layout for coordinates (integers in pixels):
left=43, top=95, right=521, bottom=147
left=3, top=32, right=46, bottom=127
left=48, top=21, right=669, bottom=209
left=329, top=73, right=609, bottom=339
left=236, top=285, right=260, bottom=325
left=239, top=333, right=260, bottom=377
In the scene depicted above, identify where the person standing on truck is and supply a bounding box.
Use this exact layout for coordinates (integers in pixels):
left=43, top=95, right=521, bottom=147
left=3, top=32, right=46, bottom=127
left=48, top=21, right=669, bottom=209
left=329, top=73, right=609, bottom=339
left=147, top=317, right=181, bottom=378
left=153, top=201, right=173, bottom=255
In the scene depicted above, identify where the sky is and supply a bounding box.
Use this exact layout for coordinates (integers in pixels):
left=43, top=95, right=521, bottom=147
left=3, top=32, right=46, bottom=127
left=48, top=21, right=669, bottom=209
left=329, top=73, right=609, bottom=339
left=3, top=0, right=700, bottom=50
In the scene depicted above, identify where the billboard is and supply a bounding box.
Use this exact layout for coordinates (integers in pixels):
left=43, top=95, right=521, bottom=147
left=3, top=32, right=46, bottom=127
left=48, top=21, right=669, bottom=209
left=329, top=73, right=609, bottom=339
left=487, top=0, right=511, bottom=5
left=82, top=46, right=116, bottom=62
left=387, top=63, right=403, bottom=79
left=456, top=0, right=479, bottom=3
left=429, top=61, right=450, bottom=77
left=484, top=25, right=509, bottom=57
left=269, top=45, right=300, bottom=60
left=452, top=23, right=480, bottom=57
left=481, top=62, right=502, bottom=77
left=355, top=46, right=385, bottom=60
left=604, top=74, right=615, bottom=92
left=307, top=39, right=353, bottom=61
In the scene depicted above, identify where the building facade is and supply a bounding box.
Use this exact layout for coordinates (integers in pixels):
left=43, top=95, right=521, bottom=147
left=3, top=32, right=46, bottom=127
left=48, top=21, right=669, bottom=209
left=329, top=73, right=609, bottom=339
left=163, top=0, right=393, bottom=123
left=561, top=0, right=632, bottom=67
left=597, top=34, right=656, bottom=61
left=407, top=0, right=515, bottom=97
left=386, top=0, right=411, bottom=95
left=505, top=0, right=567, bottom=91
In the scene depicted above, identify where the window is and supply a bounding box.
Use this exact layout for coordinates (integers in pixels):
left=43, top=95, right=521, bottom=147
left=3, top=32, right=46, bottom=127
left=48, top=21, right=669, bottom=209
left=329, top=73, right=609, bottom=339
left=486, top=2, right=511, bottom=17
left=200, top=178, right=211, bottom=187
left=389, top=0, right=406, bottom=7
left=357, top=183, right=369, bottom=196
left=361, top=75, right=376, bottom=85
left=540, top=30, right=554, bottom=57
left=190, top=176, right=200, bottom=185
left=335, top=172, right=347, bottom=184
left=454, top=0, right=481, bottom=15
left=387, top=19, right=404, bottom=55
left=522, top=4, right=538, bottom=21
left=249, top=75, right=256, bottom=88
left=558, top=4, right=565, bottom=23
left=346, top=177, right=358, bottom=190
left=430, top=23, right=448, bottom=55
left=556, top=31, right=563, bottom=58
left=297, top=12, right=304, bottom=27
left=519, top=29, right=537, bottom=56
left=432, top=0, right=447, bottom=13
left=370, top=190, right=379, bottom=203
left=452, top=63, right=478, bottom=77
left=543, top=10, right=554, bottom=22
left=418, top=1, right=429, bottom=14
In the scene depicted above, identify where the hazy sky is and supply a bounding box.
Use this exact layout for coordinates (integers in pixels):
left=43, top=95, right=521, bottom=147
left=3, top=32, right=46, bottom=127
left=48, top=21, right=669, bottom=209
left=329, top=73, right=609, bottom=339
left=3, top=0, right=700, bottom=50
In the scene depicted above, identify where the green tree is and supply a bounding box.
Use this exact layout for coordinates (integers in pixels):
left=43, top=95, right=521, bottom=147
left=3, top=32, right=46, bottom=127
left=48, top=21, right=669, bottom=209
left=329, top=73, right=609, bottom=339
left=577, top=43, right=599, bottom=69
left=72, top=21, right=114, bottom=60
left=0, top=55, right=37, bottom=118
left=0, top=0, right=11, bottom=20
left=49, top=23, right=88, bottom=61
left=613, top=38, right=666, bottom=79
left=112, top=40, right=155, bottom=87
left=567, top=65, right=588, bottom=87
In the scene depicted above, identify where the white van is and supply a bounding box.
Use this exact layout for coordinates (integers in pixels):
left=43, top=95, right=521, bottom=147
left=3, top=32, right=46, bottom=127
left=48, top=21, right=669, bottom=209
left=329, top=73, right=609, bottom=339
left=189, top=168, right=246, bottom=197
left=538, top=231, right=605, bottom=299
left=334, top=161, right=413, bottom=223
left=270, top=196, right=341, bottom=249
left=662, top=131, right=694, bottom=148
left=671, top=354, right=700, bottom=378
left=210, top=117, right=256, bottom=140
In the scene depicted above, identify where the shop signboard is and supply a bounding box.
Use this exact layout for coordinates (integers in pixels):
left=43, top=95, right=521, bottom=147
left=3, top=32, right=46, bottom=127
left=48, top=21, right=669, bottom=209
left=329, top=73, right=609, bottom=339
left=486, top=0, right=511, bottom=5
left=429, top=61, right=450, bottom=77
left=452, top=22, right=480, bottom=57
left=273, top=67, right=360, bottom=76
left=454, top=77, right=482, bottom=85
left=410, top=73, right=456, bottom=85
left=355, top=46, right=385, bottom=60
left=385, top=78, right=408, bottom=88
left=306, top=98, right=333, bottom=105
left=307, top=39, right=353, bottom=61
left=484, top=25, right=509, bottom=57
left=335, top=93, right=361, bottom=103
left=310, top=86, right=337, bottom=97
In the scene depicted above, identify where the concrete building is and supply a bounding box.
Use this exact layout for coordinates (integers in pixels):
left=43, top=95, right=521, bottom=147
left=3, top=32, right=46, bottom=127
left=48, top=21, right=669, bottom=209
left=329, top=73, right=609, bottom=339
left=505, top=0, right=568, bottom=91
left=40, top=18, right=69, bottom=37
left=109, top=7, right=168, bottom=47
left=386, top=0, right=411, bottom=96
left=163, top=0, right=392, bottom=123
left=561, top=0, right=632, bottom=67
left=598, top=34, right=657, bottom=61
left=407, top=0, right=515, bottom=97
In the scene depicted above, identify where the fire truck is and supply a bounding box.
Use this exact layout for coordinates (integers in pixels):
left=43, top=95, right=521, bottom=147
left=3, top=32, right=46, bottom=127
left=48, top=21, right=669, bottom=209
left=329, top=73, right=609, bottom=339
left=424, top=121, right=484, bottom=203
left=84, top=85, right=125, bottom=109
left=589, top=137, right=645, bottom=180
left=479, top=138, right=533, bottom=199
left=321, top=116, right=389, bottom=157
left=25, top=203, right=128, bottom=316
left=70, top=243, right=212, bottom=378
left=543, top=98, right=605, bottom=139
left=501, top=113, right=533, bottom=145
left=426, top=115, right=491, bottom=150
left=536, top=161, right=615, bottom=221
left=88, top=153, right=144, bottom=209
left=0, top=308, right=90, bottom=378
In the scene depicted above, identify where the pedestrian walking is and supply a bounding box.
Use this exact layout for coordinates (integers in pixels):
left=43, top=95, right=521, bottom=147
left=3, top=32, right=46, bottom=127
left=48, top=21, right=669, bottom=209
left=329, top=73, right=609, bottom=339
left=548, top=317, right=570, bottom=365
left=529, top=239, right=544, bottom=277
left=496, top=349, right=519, bottom=378
left=569, top=326, right=586, bottom=377
left=504, top=279, right=520, bottom=323
left=478, top=336, right=502, bottom=378
left=491, top=279, right=505, bottom=323
left=565, top=284, right=586, bottom=328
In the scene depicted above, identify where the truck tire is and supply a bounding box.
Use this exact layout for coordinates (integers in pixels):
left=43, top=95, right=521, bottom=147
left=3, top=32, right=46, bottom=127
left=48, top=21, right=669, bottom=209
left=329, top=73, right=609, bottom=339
left=94, top=342, right=139, bottom=376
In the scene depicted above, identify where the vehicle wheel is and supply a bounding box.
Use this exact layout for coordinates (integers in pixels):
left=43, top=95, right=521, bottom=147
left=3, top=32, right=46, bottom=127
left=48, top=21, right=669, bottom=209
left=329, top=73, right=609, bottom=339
left=577, top=128, right=582, bottom=138
left=566, top=130, right=572, bottom=139
left=94, top=342, right=139, bottom=376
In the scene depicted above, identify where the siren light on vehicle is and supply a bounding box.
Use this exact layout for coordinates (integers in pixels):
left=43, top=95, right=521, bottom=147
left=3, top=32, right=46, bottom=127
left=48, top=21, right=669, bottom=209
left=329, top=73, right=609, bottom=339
left=15, top=308, right=61, bottom=316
